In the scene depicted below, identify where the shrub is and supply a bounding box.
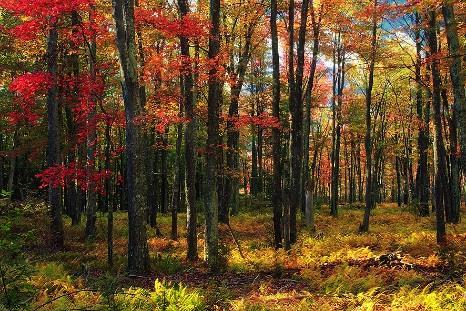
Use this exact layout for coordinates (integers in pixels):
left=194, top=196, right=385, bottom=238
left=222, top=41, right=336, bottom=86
left=153, top=255, right=184, bottom=274
left=390, top=284, right=466, bottom=311
left=115, top=279, right=204, bottom=310
left=0, top=207, right=35, bottom=310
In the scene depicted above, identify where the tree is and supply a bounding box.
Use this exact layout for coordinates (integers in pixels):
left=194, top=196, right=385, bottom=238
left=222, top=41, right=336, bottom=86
left=426, top=9, right=446, bottom=245
left=85, top=5, right=98, bottom=241
left=287, top=0, right=309, bottom=244
left=177, top=0, right=198, bottom=261
left=441, top=3, right=465, bottom=173
left=112, top=0, right=150, bottom=274
left=270, top=0, right=282, bottom=249
left=413, top=12, right=430, bottom=217
left=360, top=0, right=378, bottom=233
left=46, top=21, right=64, bottom=249
left=205, top=0, right=221, bottom=271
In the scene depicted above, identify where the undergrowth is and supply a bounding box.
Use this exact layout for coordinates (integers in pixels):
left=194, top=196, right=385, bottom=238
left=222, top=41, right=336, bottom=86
left=1, top=199, right=465, bottom=310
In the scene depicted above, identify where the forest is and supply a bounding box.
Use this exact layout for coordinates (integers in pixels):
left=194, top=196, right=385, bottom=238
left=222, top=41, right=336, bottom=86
left=0, top=0, right=465, bottom=309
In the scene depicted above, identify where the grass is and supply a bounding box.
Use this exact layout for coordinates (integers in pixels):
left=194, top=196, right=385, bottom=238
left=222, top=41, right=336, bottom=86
left=1, top=198, right=465, bottom=310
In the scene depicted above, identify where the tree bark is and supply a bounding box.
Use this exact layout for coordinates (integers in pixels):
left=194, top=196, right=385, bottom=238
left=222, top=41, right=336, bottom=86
left=442, top=3, right=466, bottom=172
left=302, top=1, right=321, bottom=218
left=360, top=0, right=377, bottom=233
left=112, top=0, right=150, bottom=274
left=288, top=0, right=308, bottom=244
left=46, top=21, right=64, bottom=249
left=178, top=0, right=198, bottom=260
left=205, top=0, right=220, bottom=271
left=270, top=0, right=282, bottom=249
left=414, top=12, right=430, bottom=216
left=85, top=5, right=98, bottom=241
left=426, top=10, right=446, bottom=245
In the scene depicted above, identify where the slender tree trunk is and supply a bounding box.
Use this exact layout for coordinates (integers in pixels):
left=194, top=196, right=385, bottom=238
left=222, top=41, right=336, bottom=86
left=360, top=0, right=377, bottom=233
left=149, top=147, right=160, bottom=234
left=46, top=21, right=64, bottom=249
left=178, top=0, right=198, bottom=260
left=104, top=121, right=113, bottom=267
left=442, top=4, right=466, bottom=172
left=7, top=129, right=18, bottom=195
left=330, top=33, right=345, bottom=217
left=251, top=120, right=258, bottom=195
left=161, top=130, right=169, bottom=214
left=271, top=0, right=282, bottom=249
left=302, top=1, right=321, bottom=218
left=205, top=0, right=220, bottom=271
left=112, top=0, right=150, bottom=274
left=414, top=12, right=430, bottom=216
left=288, top=0, right=308, bottom=244
left=85, top=6, right=98, bottom=240
left=171, top=84, right=184, bottom=240
left=223, top=25, right=253, bottom=222
left=427, top=10, right=446, bottom=245
left=441, top=85, right=459, bottom=223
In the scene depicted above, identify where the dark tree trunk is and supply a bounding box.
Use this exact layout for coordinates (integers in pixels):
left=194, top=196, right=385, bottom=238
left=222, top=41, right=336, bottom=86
left=414, top=12, right=430, bottom=216
left=85, top=6, right=98, bottom=241
left=442, top=4, right=466, bottom=172
left=426, top=10, right=446, bottom=245
left=302, top=2, right=321, bottom=218
left=161, top=130, right=169, bottom=214
left=441, top=86, right=459, bottom=224
left=104, top=121, right=113, bottom=267
left=149, top=147, right=160, bottom=232
left=287, top=0, right=308, bottom=244
left=178, top=0, right=198, bottom=260
left=251, top=122, right=258, bottom=195
left=112, top=0, right=150, bottom=274
left=65, top=11, right=81, bottom=225
left=46, top=22, right=64, bottom=249
left=330, top=32, right=345, bottom=217
left=360, top=0, right=377, bottom=233
left=171, top=82, right=184, bottom=240
left=271, top=0, right=282, bottom=249
left=205, top=0, right=220, bottom=271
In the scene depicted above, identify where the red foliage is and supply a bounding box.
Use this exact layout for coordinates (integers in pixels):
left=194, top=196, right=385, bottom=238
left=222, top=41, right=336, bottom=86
left=135, top=9, right=208, bottom=39
left=36, top=162, right=111, bottom=194
left=142, top=108, right=188, bottom=133
left=1, top=0, right=96, bottom=41
left=8, top=72, right=52, bottom=125
left=0, top=0, right=93, bottom=19
left=225, top=113, right=281, bottom=130
left=9, top=72, right=52, bottom=100
left=9, top=19, right=45, bottom=41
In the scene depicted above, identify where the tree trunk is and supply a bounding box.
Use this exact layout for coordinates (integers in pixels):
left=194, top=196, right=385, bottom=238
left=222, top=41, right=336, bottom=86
left=288, top=0, right=308, bottom=244
left=112, top=0, right=150, bottom=274
left=330, top=32, right=345, bottom=217
left=85, top=6, right=98, bottom=241
left=360, top=0, right=377, bottom=233
left=205, top=0, right=220, bottom=271
left=414, top=12, right=430, bottom=216
left=171, top=83, right=184, bottom=240
left=442, top=4, right=466, bottom=172
left=426, top=10, right=446, bottom=245
left=270, top=0, right=282, bottom=249
left=302, top=1, right=321, bottom=218
left=161, top=130, right=169, bottom=214
left=178, top=0, right=198, bottom=260
left=104, top=121, right=113, bottom=267
left=46, top=21, right=64, bottom=249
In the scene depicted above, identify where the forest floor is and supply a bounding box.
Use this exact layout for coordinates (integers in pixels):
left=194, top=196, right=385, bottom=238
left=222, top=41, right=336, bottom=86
left=1, top=197, right=466, bottom=310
